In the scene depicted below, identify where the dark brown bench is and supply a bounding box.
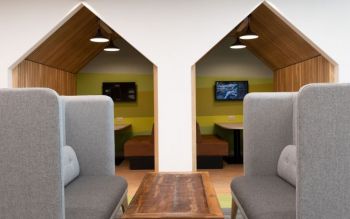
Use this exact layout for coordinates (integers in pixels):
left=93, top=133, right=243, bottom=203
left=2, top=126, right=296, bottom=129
left=196, top=123, right=229, bottom=168
left=123, top=124, right=228, bottom=169
left=124, top=127, right=154, bottom=170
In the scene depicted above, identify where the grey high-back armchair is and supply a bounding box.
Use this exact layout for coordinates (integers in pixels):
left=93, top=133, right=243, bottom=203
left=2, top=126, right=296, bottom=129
left=231, top=84, right=350, bottom=219
left=62, top=95, right=128, bottom=219
left=0, top=88, right=128, bottom=219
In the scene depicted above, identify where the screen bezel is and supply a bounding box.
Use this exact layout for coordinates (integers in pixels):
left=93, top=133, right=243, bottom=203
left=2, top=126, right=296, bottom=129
left=214, top=81, right=249, bottom=101
left=102, top=82, right=137, bottom=103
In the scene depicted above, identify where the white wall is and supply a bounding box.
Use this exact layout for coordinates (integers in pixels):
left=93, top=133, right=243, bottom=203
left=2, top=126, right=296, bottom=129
left=1, top=0, right=349, bottom=171
left=197, top=35, right=272, bottom=77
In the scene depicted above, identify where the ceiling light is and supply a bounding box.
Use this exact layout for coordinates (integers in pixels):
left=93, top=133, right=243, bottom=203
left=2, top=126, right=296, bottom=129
left=239, top=27, right=259, bottom=40
left=90, top=28, right=109, bottom=43
left=239, top=16, right=258, bottom=40
left=104, top=41, right=120, bottom=52
left=230, top=38, right=246, bottom=49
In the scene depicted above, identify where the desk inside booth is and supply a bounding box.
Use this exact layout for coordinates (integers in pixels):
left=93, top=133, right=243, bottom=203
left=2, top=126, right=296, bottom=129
left=214, top=123, right=243, bottom=164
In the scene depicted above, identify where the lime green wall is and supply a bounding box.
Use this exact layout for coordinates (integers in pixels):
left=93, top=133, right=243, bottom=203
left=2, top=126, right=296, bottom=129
left=77, top=73, right=154, bottom=135
left=196, top=76, right=273, bottom=134
left=77, top=73, right=273, bottom=135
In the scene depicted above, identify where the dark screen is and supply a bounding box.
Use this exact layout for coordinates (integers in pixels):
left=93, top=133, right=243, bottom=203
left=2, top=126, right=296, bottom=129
left=102, top=82, right=137, bottom=102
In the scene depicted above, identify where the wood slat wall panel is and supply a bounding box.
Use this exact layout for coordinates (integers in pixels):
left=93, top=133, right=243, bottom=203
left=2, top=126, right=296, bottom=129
left=240, top=4, right=320, bottom=70
left=26, top=7, right=108, bottom=73
left=12, top=60, right=77, bottom=95
left=274, top=56, right=336, bottom=92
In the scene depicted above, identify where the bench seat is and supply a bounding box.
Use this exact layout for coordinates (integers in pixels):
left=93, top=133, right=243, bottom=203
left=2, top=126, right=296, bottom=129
left=231, top=176, right=295, bottom=219
left=65, top=176, right=127, bottom=219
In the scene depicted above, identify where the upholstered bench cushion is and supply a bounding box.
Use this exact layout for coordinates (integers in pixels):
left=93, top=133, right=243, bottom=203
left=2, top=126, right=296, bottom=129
left=231, top=176, right=296, bottom=219
left=197, top=135, right=228, bottom=156
left=124, top=136, right=154, bottom=157
left=65, top=176, right=127, bottom=219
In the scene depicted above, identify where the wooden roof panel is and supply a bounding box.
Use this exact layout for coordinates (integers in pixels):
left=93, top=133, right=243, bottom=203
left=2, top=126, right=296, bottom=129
left=237, top=4, right=320, bottom=70
left=26, top=7, right=109, bottom=73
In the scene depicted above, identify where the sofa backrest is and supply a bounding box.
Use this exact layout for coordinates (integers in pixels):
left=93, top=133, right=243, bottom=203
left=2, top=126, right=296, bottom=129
left=297, top=84, right=350, bottom=218
left=244, top=92, right=297, bottom=176
left=0, top=88, right=64, bottom=219
left=61, top=95, right=115, bottom=176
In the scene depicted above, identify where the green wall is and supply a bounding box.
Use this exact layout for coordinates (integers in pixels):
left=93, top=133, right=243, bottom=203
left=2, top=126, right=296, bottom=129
left=196, top=76, right=273, bottom=134
left=77, top=73, right=273, bottom=135
left=77, top=72, right=154, bottom=135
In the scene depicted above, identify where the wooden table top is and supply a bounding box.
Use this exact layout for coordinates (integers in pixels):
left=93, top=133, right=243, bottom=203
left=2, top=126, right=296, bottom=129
left=215, top=122, right=243, bottom=130
left=122, top=172, right=224, bottom=219
left=114, top=124, right=131, bottom=131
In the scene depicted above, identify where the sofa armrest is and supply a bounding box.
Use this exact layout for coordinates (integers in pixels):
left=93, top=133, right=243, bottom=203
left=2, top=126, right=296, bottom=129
left=0, top=88, right=64, bottom=218
left=244, top=92, right=296, bottom=176
left=297, top=84, right=350, bottom=218
left=62, top=95, right=115, bottom=176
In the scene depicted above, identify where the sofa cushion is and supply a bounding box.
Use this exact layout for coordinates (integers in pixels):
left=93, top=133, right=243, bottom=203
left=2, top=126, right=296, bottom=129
left=277, top=145, right=297, bottom=187
left=197, top=135, right=228, bottom=156
left=65, top=176, right=127, bottom=219
left=124, top=136, right=154, bottom=157
left=231, top=176, right=296, bottom=219
left=62, top=145, right=80, bottom=186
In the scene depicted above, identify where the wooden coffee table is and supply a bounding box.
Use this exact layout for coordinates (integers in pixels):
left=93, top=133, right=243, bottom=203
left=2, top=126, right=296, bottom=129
left=122, top=172, right=224, bottom=219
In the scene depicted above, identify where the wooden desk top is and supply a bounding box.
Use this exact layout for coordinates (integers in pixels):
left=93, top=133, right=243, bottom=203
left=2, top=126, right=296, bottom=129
left=114, top=124, right=131, bottom=131
left=215, top=122, right=243, bottom=130
left=122, top=172, right=223, bottom=219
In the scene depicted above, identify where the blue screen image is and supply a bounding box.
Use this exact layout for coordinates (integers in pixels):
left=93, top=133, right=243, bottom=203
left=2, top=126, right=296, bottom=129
left=215, top=81, right=248, bottom=101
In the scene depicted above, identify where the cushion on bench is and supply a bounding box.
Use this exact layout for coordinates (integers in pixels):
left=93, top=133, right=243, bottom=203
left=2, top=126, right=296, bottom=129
left=231, top=176, right=296, bottom=219
left=124, top=135, right=154, bottom=157
left=277, top=145, right=297, bottom=187
left=197, top=135, right=228, bottom=156
left=62, top=145, right=80, bottom=187
left=65, top=176, right=127, bottom=219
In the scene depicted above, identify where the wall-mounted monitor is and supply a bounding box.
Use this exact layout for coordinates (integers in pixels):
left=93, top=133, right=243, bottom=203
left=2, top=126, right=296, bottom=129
left=102, top=82, right=137, bottom=102
left=215, top=81, right=248, bottom=101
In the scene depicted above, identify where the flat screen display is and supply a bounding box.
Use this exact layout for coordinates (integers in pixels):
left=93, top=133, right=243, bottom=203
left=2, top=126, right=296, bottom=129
left=102, top=82, right=137, bottom=102
left=215, top=81, right=248, bottom=101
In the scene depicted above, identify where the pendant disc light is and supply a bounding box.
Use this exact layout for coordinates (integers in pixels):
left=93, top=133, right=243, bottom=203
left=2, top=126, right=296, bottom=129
left=90, top=19, right=109, bottom=43
left=104, top=41, right=120, bottom=52
left=239, top=16, right=259, bottom=40
left=230, top=38, right=246, bottom=49
left=239, top=26, right=259, bottom=40
left=90, top=28, right=109, bottom=43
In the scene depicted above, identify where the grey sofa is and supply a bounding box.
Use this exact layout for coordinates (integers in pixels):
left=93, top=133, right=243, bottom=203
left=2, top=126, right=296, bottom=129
left=231, top=84, right=350, bottom=219
left=0, top=88, right=128, bottom=219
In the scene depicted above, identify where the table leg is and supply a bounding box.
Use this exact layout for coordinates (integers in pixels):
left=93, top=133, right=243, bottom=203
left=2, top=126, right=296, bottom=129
left=233, top=130, right=243, bottom=163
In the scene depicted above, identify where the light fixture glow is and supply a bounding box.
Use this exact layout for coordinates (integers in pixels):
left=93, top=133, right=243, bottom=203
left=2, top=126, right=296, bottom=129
left=90, top=29, right=109, bottom=43
left=239, top=27, right=259, bottom=40
left=104, top=47, right=120, bottom=52
left=230, top=38, right=246, bottom=49
left=239, top=16, right=259, bottom=40
left=104, top=41, right=120, bottom=52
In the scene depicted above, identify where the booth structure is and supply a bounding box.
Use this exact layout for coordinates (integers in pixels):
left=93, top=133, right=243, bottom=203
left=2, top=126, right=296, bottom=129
left=194, top=2, right=337, bottom=165
left=11, top=2, right=337, bottom=171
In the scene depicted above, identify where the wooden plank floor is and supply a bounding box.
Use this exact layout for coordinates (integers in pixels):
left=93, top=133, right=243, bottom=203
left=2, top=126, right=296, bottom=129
left=115, top=160, right=243, bottom=197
